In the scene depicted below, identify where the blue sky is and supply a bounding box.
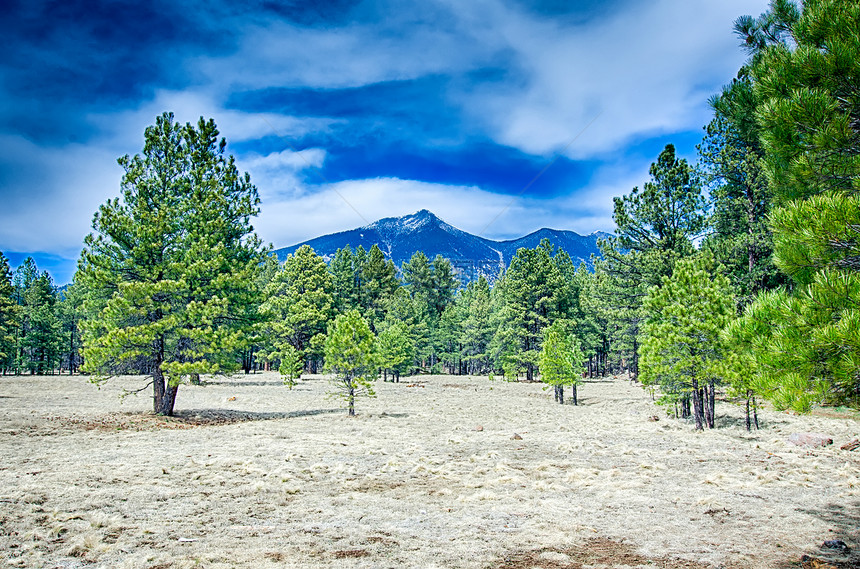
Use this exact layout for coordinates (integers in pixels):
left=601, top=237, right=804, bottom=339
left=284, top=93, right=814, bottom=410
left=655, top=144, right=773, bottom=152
left=1, top=0, right=767, bottom=285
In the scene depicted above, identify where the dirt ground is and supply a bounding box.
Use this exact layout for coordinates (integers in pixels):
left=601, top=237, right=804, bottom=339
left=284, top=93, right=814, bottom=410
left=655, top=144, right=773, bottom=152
left=1, top=372, right=858, bottom=569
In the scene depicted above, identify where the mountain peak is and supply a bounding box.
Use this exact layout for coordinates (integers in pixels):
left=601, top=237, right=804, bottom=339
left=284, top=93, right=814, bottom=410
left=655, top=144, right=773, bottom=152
left=370, top=209, right=444, bottom=234
left=275, top=210, right=604, bottom=282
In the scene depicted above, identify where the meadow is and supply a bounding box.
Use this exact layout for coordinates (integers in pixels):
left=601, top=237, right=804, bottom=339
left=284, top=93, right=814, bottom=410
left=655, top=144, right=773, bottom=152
left=1, top=372, right=858, bottom=568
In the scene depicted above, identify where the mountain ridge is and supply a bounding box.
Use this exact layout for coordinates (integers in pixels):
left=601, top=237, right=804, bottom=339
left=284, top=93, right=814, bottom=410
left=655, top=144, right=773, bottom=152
left=273, top=209, right=608, bottom=281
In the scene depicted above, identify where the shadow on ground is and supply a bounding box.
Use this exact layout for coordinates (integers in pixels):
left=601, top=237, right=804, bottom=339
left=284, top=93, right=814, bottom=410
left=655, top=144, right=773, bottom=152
left=491, top=537, right=721, bottom=569
left=773, top=502, right=860, bottom=568
left=174, top=407, right=343, bottom=425
left=31, top=408, right=345, bottom=433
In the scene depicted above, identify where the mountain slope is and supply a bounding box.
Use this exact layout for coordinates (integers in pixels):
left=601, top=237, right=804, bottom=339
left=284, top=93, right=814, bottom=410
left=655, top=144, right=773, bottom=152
left=273, top=210, right=605, bottom=281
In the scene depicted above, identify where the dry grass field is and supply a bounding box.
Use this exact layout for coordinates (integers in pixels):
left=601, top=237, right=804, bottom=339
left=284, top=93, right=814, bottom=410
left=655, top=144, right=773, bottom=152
left=1, top=372, right=858, bottom=569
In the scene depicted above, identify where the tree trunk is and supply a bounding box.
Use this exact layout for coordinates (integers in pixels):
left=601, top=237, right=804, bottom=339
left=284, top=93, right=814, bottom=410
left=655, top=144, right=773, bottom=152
left=348, top=381, right=355, bottom=416
left=153, top=370, right=165, bottom=415
left=703, top=386, right=713, bottom=429
left=752, top=396, right=759, bottom=430
left=631, top=337, right=639, bottom=381
left=153, top=368, right=179, bottom=416
left=151, top=334, right=178, bottom=416
left=708, top=379, right=716, bottom=429
left=691, top=378, right=704, bottom=431
left=571, top=383, right=577, bottom=405
left=68, top=327, right=76, bottom=374
left=745, top=396, right=751, bottom=432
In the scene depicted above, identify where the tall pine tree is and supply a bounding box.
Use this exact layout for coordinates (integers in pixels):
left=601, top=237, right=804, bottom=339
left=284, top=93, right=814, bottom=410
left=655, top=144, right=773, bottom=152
left=78, top=113, right=265, bottom=416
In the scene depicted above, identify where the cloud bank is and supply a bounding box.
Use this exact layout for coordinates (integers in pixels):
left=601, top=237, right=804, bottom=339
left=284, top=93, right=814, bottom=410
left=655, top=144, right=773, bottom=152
left=0, top=0, right=769, bottom=283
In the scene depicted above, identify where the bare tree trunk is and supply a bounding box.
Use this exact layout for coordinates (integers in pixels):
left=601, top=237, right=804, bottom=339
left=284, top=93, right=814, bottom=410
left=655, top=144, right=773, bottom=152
left=631, top=337, right=639, bottom=381
left=708, top=379, right=716, bottom=429
left=571, top=383, right=577, bottom=406
left=692, top=378, right=704, bottom=431
left=703, top=387, right=713, bottom=429
left=348, top=380, right=355, bottom=416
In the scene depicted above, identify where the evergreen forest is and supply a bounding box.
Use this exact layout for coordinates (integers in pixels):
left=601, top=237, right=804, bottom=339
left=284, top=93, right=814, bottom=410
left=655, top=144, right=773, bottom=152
left=1, top=0, right=857, bottom=427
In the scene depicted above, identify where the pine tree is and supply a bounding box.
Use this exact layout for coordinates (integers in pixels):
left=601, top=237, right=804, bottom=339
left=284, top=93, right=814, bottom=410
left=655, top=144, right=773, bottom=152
left=640, top=252, right=735, bottom=429
left=458, top=277, right=494, bottom=374
left=78, top=112, right=265, bottom=416
left=278, top=344, right=303, bottom=388
left=730, top=0, right=860, bottom=408
left=400, top=251, right=458, bottom=370
left=57, top=276, right=86, bottom=374
left=382, top=287, right=431, bottom=372
left=492, top=239, right=566, bottom=381
left=375, top=321, right=414, bottom=382
left=699, top=75, right=786, bottom=302
left=11, top=259, right=62, bottom=375
left=595, top=144, right=707, bottom=380
left=539, top=322, right=584, bottom=405
left=330, top=246, right=360, bottom=313
left=324, top=310, right=377, bottom=416
left=359, top=244, right=399, bottom=330
left=0, top=252, right=20, bottom=373
left=22, top=271, right=62, bottom=374
left=259, top=245, right=335, bottom=375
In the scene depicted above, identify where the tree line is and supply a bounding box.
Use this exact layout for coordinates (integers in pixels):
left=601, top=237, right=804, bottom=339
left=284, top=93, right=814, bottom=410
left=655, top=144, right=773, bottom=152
left=1, top=0, right=857, bottom=424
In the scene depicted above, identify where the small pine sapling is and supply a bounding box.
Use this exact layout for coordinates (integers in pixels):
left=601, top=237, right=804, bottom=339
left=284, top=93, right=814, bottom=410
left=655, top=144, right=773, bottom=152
left=324, top=310, right=377, bottom=416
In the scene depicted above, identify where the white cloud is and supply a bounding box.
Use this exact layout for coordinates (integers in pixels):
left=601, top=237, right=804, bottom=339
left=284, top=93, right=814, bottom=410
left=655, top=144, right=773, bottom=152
left=197, top=0, right=769, bottom=160
left=0, top=134, right=120, bottom=256
left=198, top=6, right=496, bottom=91
left=1, top=0, right=771, bottom=277
left=240, top=147, right=327, bottom=200
left=88, top=89, right=338, bottom=154
left=254, top=173, right=634, bottom=249
left=458, top=0, right=770, bottom=158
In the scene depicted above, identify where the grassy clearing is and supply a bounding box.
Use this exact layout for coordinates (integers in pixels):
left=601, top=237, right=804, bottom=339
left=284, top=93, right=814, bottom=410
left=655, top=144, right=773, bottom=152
left=1, top=372, right=858, bottom=568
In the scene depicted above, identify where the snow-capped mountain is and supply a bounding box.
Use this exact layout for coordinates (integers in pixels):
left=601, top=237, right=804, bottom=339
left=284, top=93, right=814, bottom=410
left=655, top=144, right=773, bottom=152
left=273, top=209, right=608, bottom=282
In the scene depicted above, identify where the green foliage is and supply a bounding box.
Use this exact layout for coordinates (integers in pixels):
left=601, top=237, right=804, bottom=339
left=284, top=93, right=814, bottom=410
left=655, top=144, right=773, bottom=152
left=457, top=277, right=495, bottom=374
left=492, top=239, right=567, bottom=381
left=329, top=244, right=399, bottom=329
left=360, top=245, right=399, bottom=328
left=277, top=344, right=303, bottom=389
left=0, top=253, right=20, bottom=369
left=78, top=112, right=265, bottom=416
left=375, top=321, right=414, bottom=380
left=324, top=309, right=377, bottom=415
left=400, top=251, right=458, bottom=369
left=613, top=144, right=706, bottom=257
left=259, top=245, right=335, bottom=374
left=699, top=75, right=786, bottom=302
left=594, top=144, right=707, bottom=380
left=640, top=252, right=735, bottom=428
left=726, top=272, right=860, bottom=411
left=11, top=259, right=63, bottom=375
left=382, top=286, right=432, bottom=370
left=727, top=0, right=860, bottom=409
left=539, top=322, right=583, bottom=404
